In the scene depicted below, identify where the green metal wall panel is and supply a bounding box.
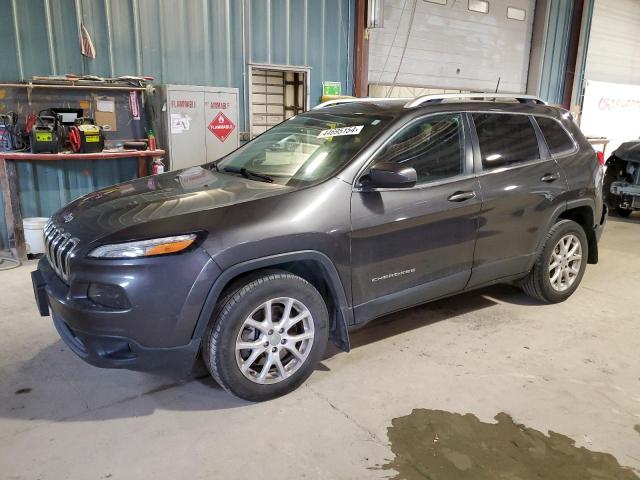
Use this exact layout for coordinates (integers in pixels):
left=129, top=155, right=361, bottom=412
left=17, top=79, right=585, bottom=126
left=539, top=0, right=575, bottom=104
left=0, top=0, right=355, bottom=251
left=0, top=0, right=355, bottom=136
left=0, top=157, right=138, bottom=251
left=14, top=158, right=138, bottom=219
left=572, top=0, right=594, bottom=106
left=0, top=1, right=21, bottom=80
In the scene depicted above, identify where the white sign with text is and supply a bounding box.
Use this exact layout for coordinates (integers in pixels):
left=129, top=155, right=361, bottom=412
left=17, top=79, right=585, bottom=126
left=581, top=80, right=640, bottom=152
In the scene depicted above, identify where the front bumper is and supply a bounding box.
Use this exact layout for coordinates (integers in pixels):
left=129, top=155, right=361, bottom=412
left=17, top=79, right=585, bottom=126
left=32, top=250, right=220, bottom=373
left=49, top=307, right=200, bottom=372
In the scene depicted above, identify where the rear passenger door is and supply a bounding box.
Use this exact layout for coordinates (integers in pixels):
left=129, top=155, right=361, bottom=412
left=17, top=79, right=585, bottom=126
left=467, top=112, right=567, bottom=288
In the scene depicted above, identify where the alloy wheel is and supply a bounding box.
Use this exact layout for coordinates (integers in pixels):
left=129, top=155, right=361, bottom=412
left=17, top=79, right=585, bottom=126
left=548, top=234, right=582, bottom=292
left=235, top=297, right=315, bottom=384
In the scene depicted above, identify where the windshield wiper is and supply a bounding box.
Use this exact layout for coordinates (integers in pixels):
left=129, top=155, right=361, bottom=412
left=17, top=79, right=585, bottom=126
left=223, top=166, right=274, bottom=183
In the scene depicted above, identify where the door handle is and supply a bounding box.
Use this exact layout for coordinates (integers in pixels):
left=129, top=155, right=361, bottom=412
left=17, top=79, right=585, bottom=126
left=540, top=173, right=560, bottom=183
left=448, top=191, right=476, bottom=202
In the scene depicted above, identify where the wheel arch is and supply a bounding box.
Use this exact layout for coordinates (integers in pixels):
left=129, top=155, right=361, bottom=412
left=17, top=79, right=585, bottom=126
left=192, top=251, right=352, bottom=352
left=530, top=199, right=598, bottom=271
left=557, top=201, right=598, bottom=264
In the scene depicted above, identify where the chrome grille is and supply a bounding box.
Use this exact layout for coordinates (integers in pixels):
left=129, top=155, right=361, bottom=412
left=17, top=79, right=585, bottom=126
left=43, top=221, right=78, bottom=283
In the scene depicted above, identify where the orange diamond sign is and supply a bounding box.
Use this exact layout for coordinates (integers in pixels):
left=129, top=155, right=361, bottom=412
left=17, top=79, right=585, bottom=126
left=208, top=111, right=235, bottom=142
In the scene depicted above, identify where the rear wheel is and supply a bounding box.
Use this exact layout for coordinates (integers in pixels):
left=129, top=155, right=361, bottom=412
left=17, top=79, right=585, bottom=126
left=521, top=219, right=588, bottom=303
left=202, top=270, right=329, bottom=401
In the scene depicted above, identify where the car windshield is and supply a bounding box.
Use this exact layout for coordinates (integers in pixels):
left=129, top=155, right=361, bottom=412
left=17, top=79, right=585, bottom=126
left=214, top=112, right=391, bottom=186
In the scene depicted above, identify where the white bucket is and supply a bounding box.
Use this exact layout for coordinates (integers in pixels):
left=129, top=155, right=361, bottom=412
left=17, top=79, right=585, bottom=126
left=23, top=217, right=49, bottom=255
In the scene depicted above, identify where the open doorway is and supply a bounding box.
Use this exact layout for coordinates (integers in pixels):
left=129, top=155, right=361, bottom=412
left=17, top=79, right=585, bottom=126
left=249, top=64, right=310, bottom=138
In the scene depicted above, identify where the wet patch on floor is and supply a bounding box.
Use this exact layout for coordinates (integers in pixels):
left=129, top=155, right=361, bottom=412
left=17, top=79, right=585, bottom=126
left=379, top=409, right=639, bottom=480
left=635, top=425, right=640, bottom=436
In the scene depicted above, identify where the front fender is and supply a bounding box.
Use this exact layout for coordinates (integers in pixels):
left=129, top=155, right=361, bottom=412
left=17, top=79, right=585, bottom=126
left=192, top=250, right=352, bottom=352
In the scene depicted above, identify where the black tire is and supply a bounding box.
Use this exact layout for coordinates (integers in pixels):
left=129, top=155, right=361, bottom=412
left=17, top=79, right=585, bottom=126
left=202, top=270, right=329, bottom=401
left=615, top=206, right=633, bottom=218
left=520, top=219, right=588, bottom=304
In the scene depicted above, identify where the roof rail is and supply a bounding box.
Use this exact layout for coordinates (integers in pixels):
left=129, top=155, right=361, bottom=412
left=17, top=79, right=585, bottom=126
left=313, top=97, right=411, bottom=110
left=404, top=93, right=546, bottom=108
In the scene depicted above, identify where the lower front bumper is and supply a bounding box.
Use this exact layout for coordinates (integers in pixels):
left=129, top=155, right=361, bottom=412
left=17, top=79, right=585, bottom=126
left=51, top=311, right=200, bottom=372
left=32, top=259, right=206, bottom=374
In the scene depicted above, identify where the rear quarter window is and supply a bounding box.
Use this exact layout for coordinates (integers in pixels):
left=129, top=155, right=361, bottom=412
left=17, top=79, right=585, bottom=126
left=535, top=116, right=576, bottom=155
left=472, top=113, right=541, bottom=169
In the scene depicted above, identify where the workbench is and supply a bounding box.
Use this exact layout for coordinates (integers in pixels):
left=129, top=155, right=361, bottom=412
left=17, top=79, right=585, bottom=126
left=0, top=149, right=165, bottom=260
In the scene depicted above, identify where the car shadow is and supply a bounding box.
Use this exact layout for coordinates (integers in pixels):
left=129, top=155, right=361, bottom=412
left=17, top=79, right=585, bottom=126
left=2, top=285, right=541, bottom=422
left=1, top=342, right=253, bottom=422
left=322, top=283, right=540, bottom=360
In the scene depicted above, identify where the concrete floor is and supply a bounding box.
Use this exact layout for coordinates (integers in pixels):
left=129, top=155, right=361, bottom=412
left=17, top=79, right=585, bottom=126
left=1, top=217, right=639, bottom=479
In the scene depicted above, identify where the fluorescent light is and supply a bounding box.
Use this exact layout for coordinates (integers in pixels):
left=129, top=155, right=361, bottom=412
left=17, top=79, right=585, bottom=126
left=507, top=7, right=526, bottom=21
left=469, top=0, right=489, bottom=14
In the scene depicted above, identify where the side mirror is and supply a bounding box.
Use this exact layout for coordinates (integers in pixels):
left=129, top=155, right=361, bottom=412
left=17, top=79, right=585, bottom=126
left=361, top=162, right=417, bottom=189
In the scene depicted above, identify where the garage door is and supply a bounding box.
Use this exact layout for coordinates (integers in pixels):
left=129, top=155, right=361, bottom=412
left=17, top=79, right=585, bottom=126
left=368, top=0, right=535, bottom=93
left=584, top=0, right=640, bottom=85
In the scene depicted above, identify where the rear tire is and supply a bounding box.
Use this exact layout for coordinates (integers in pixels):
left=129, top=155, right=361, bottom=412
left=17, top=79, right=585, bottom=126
left=521, top=219, right=588, bottom=303
left=202, top=270, right=329, bottom=401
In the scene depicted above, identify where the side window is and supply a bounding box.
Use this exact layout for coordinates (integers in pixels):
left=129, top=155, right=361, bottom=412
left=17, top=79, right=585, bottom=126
left=472, top=113, right=541, bottom=169
left=535, top=116, right=575, bottom=155
left=377, top=114, right=464, bottom=183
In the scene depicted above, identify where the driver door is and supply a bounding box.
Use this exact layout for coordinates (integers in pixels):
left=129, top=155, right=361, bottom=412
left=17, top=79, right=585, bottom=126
left=350, top=113, right=481, bottom=323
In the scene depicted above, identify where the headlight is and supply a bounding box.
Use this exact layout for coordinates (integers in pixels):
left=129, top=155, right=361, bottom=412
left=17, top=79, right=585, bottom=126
left=88, top=234, right=197, bottom=259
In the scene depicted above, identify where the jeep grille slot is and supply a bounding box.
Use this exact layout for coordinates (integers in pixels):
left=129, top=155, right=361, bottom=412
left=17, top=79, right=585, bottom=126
left=44, top=221, right=78, bottom=283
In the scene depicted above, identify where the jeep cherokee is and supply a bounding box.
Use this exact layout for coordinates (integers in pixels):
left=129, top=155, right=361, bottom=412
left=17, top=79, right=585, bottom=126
left=32, top=93, right=606, bottom=401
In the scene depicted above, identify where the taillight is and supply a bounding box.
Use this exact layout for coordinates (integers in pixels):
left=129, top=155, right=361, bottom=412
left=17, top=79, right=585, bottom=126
left=596, top=151, right=605, bottom=166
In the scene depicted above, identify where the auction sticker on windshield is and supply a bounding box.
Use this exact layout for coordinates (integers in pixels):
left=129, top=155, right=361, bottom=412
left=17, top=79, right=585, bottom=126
left=317, top=125, right=364, bottom=138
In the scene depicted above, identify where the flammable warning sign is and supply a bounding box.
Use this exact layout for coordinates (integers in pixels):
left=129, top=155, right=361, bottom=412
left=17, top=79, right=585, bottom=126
left=208, top=111, right=235, bottom=142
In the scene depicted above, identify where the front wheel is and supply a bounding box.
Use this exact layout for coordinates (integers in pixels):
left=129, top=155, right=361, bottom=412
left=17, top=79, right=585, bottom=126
left=615, top=206, right=633, bottom=218
left=520, top=219, right=588, bottom=303
left=202, top=270, right=329, bottom=401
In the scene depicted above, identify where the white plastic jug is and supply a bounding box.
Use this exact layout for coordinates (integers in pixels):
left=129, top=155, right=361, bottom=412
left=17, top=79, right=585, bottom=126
left=23, top=217, right=49, bottom=255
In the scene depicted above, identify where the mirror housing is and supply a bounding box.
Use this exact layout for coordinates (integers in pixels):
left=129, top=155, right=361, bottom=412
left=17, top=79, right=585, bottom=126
left=361, top=162, right=417, bottom=189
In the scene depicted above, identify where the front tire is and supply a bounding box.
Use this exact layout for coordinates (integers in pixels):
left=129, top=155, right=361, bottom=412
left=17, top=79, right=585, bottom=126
left=615, top=206, right=633, bottom=218
left=202, top=270, right=329, bottom=401
left=521, top=219, right=588, bottom=303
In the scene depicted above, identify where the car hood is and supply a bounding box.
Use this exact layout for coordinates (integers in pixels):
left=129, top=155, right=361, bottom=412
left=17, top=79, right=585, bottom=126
left=613, top=141, right=640, bottom=164
left=51, top=166, right=291, bottom=241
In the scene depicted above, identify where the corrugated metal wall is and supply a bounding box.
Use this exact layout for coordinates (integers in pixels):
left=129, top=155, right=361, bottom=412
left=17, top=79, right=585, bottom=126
left=0, top=158, right=138, bottom=251
left=0, top=0, right=355, bottom=129
left=538, top=0, right=575, bottom=104
left=15, top=158, right=138, bottom=219
left=0, top=0, right=355, bottom=252
left=571, top=0, right=594, bottom=106
left=527, top=0, right=575, bottom=104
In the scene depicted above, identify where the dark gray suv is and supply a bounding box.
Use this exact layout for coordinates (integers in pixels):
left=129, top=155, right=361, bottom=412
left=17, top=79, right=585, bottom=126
left=32, top=94, right=606, bottom=401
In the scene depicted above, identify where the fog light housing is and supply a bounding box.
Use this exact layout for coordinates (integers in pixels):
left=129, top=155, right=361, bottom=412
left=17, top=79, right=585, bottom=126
left=88, top=283, right=131, bottom=309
